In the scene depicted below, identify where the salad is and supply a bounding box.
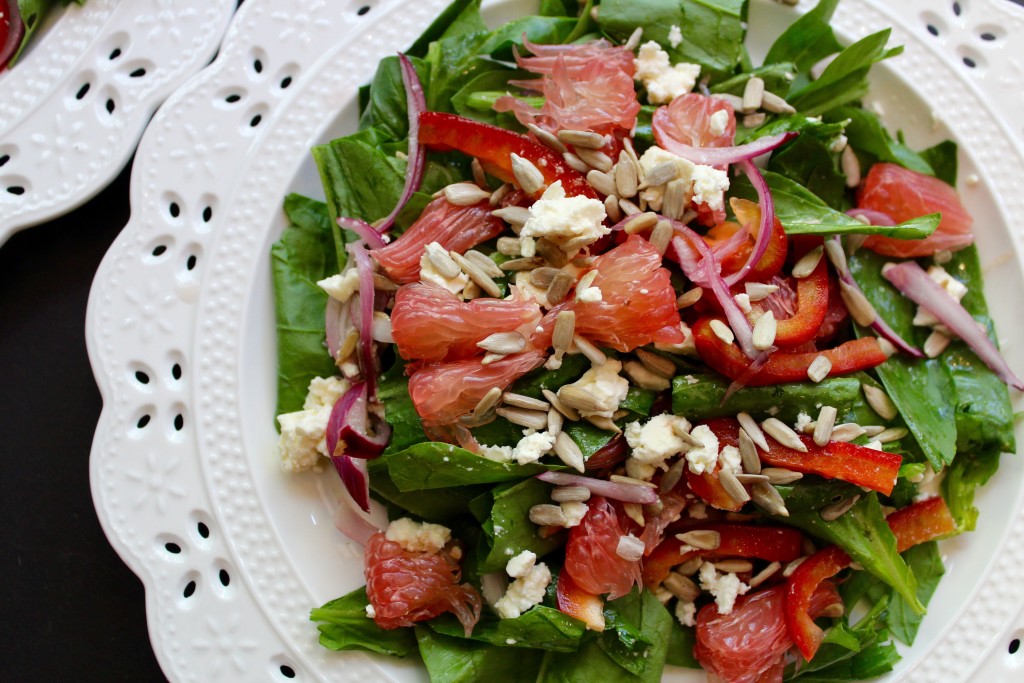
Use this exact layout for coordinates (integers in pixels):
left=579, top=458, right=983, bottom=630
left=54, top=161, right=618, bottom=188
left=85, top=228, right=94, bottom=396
left=271, top=0, right=1021, bottom=681
left=0, top=0, right=84, bottom=71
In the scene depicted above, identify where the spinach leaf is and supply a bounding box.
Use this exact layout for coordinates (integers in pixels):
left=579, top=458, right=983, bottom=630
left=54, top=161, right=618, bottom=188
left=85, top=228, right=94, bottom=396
left=312, top=134, right=406, bottom=224
left=824, top=106, right=934, bottom=176
left=474, top=478, right=565, bottom=573
left=763, top=0, right=842, bottom=94
left=596, top=0, right=748, bottom=83
left=368, top=460, right=489, bottom=522
left=886, top=541, right=944, bottom=645
left=782, top=491, right=923, bottom=613
left=943, top=447, right=1001, bottom=532
left=416, top=624, right=545, bottom=682
left=598, top=590, right=671, bottom=679
left=735, top=112, right=846, bottom=146
left=847, top=248, right=957, bottom=469
left=768, top=133, right=847, bottom=210
left=406, top=0, right=481, bottom=57
left=430, top=606, right=585, bottom=652
left=671, top=374, right=863, bottom=423
left=452, top=67, right=533, bottom=126
left=378, top=361, right=429, bottom=453
left=310, top=587, right=417, bottom=656
left=788, top=596, right=890, bottom=678
left=919, top=140, right=959, bottom=186
left=789, top=643, right=899, bottom=681
left=382, top=442, right=548, bottom=491
left=271, top=195, right=341, bottom=417
left=479, top=15, right=578, bottom=59
left=665, top=620, right=700, bottom=667
left=711, top=62, right=798, bottom=97
left=12, top=0, right=61, bottom=64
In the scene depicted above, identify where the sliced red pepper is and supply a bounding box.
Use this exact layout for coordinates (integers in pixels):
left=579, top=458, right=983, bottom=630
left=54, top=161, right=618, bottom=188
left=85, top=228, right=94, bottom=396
left=704, top=417, right=902, bottom=495
left=686, top=464, right=746, bottom=513
left=692, top=316, right=888, bottom=386
left=773, top=248, right=830, bottom=347
left=785, top=497, right=957, bottom=662
left=556, top=570, right=605, bottom=631
left=418, top=111, right=597, bottom=199
left=642, top=522, right=804, bottom=588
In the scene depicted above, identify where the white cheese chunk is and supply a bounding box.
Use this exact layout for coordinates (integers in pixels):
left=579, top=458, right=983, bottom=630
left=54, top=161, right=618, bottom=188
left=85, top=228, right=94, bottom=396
left=637, top=145, right=729, bottom=213
left=675, top=600, right=696, bottom=627
left=560, top=359, right=630, bottom=419
left=668, top=25, right=683, bottom=49
left=505, top=550, right=537, bottom=579
left=684, top=424, right=719, bottom=475
left=520, top=181, right=608, bottom=252
left=385, top=517, right=452, bottom=554
left=635, top=41, right=701, bottom=105
left=625, top=414, right=692, bottom=469
left=317, top=269, right=361, bottom=303
left=277, top=375, right=349, bottom=473
left=419, top=242, right=469, bottom=295
left=513, top=430, right=556, bottom=465
left=495, top=562, right=552, bottom=619
left=699, top=561, right=749, bottom=615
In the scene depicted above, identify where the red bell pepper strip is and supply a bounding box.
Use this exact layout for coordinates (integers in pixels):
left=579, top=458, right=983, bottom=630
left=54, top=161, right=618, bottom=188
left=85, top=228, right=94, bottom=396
left=556, top=570, right=605, bottom=631
left=417, top=111, right=597, bottom=199
left=785, top=496, right=957, bottom=662
left=703, top=417, right=902, bottom=495
left=642, top=522, right=804, bottom=588
left=773, top=251, right=830, bottom=347
left=692, top=316, right=889, bottom=386
left=686, top=464, right=746, bottom=513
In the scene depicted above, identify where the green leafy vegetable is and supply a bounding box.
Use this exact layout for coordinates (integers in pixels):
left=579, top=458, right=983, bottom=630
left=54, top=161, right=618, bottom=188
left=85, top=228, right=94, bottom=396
left=416, top=624, right=545, bottom=682
left=763, top=0, right=842, bottom=93
left=310, top=587, right=418, bottom=656
left=381, top=442, right=549, bottom=491
left=473, top=478, right=565, bottom=573
left=672, top=374, right=863, bottom=422
left=429, top=606, right=585, bottom=652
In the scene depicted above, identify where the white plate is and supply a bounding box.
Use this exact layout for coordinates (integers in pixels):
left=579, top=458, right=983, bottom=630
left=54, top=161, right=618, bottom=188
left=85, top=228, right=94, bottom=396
left=87, top=0, right=1024, bottom=681
left=0, top=0, right=237, bottom=246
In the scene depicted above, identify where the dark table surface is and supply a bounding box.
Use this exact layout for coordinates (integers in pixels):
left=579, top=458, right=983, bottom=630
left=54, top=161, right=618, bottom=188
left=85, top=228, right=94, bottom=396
left=1, top=161, right=168, bottom=682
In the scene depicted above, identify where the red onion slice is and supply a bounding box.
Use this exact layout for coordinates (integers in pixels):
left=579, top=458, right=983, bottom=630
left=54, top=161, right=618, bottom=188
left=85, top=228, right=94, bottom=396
left=373, top=53, right=427, bottom=235
left=827, top=237, right=923, bottom=358
left=345, top=242, right=380, bottom=400
left=845, top=208, right=895, bottom=226
left=332, top=454, right=372, bottom=512
left=333, top=497, right=384, bottom=545
left=671, top=231, right=757, bottom=358
left=326, top=382, right=391, bottom=461
left=338, top=216, right=388, bottom=250
left=537, top=471, right=658, bottom=504
left=882, top=260, right=1023, bottom=389
left=723, top=159, right=777, bottom=287
left=0, top=1, right=24, bottom=71
left=653, top=128, right=797, bottom=167
left=324, top=296, right=354, bottom=360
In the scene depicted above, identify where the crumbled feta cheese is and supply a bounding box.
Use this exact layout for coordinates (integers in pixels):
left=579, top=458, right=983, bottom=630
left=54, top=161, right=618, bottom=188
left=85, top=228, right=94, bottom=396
left=914, top=466, right=946, bottom=502
left=655, top=322, right=698, bottom=357
left=912, top=265, right=968, bottom=328
left=506, top=550, right=537, bottom=579
left=385, top=518, right=452, bottom=554
left=637, top=146, right=729, bottom=213
left=561, top=501, right=588, bottom=527
left=520, top=181, right=608, bottom=252
left=684, top=424, right=719, bottom=475
left=668, top=25, right=683, bottom=49
left=479, top=444, right=515, bottom=463
left=625, top=414, right=692, bottom=468
left=317, top=269, right=361, bottom=302
left=420, top=242, right=469, bottom=295
left=365, top=604, right=376, bottom=619
left=718, top=445, right=741, bottom=475
left=635, top=41, right=701, bottom=105
left=709, top=109, right=729, bottom=137
left=699, top=561, right=749, bottom=615
left=689, top=163, right=730, bottom=212
left=675, top=600, right=696, bottom=627
left=495, top=562, right=552, bottom=619
left=561, top=359, right=630, bottom=419
left=577, top=285, right=603, bottom=303
left=794, top=412, right=813, bottom=433
left=513, top=430, right=556, bottom=465
left=626, top=459, right=658, bottom=481
left=277, top=375, right=349, bottom=473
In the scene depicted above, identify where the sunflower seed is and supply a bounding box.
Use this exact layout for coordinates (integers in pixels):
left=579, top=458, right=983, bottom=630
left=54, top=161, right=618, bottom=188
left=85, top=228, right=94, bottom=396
left=761, top=90, right=796, bottom=114
left=500, top=256, right=545, bottom=272
left=587, top=169, right=617, bottom=196
left=529, top=504, right=568, bottom=527
left=576, top=147, right=613, bottom=172
left=740, top=76, right=765, bottom=113
left=782, top=556, right=807, bottom=578
left=558, top=385, right=605, bottom=414
left=496, top=406, right=550, bottom=431
left=709, top=319, right=735, bottom=345
left=585, top=415, right=621, bottom=433
left=739, top=429, right=761, bottom=474
left=473, top=386, right=503, bottom=416
left=813, top=405, right=837, bottom=446
left=623, top=360, right=671, bottom=391
left=820, top=494, right=860, bottom=522
left=547, top=271, right=574, bottom=305
left=623, top=26, right=644, bottom=51
left=553, top=431, right=586, bottom=472
left=471, top=159, right=486, bottom=187
left=861, top=425, right=885, bottom=437
left=863, top=384, right=897, bottom=420
left=761, top=418, right=807, bottom=451
left=641, top=161, right=679, bottom=188
left=547, top=407, right=563, bottom=436
left=750, top=482, right=789, bottom=517
left=649, top=219, right=674, bottom=256
left=372, top=312, right=394, bottom=343
left=552, top=484, right=590, bottom=503
left=663, top=572, right=701, bottom=602
left=616, top=535, right=646, bottom=562
left=536, top=237, right=570, bottom=267
left=752, top=310, right=777, bottom=351
left=838, top=279, right=877, bottom=326
left=464, top=249, right=504, bottom=277
left=615, top=152, right=640, bottom=198
left=573, top=335, right=607, bottom=366
left=924, top=329, right=952, bottom=358
left=496, top=236, right=522, bottom=256
left=372, top=273, right=400, bottom=292
left=457, top=407, right=496, bottom=428
left=761, top=467, right=803, bottom=485
left=677, top=529, right=722, bottom=550
left=673, top=422, right=704, bottom=448
left=526, top=123, right=567, bottom=154
left=719, top=468, right=751, bottom=504
left=558, top=128, right=605, bottom=149
left=841, top=145, right=861, bottom=188
left=877, top=337, right=897, bottom=358
left=624, top=211, right=659, bottom=235
left=529, top=266, right=561, bottom=288
left=662, top=178, right=688, bottom=220
left=830, top=423, right=866, bottom=442
left=502, top=391, right=549, bottom=411
left=823, top=239, right=849, bottom=276
left=660, top=459, right=687, bottom=493
left=792, top=245, right=824, bottom=278
left=737, top=412, right=769, bottom=451
left=604, top=194, right=622, bottom=222
left=552, top=310, right=576, bottom=352
left=677, top=287, right=704, bottom=308
left=543, top=388, right=580, bottom=421
left=877, top=427, right=908, bottom=444
left=336, top=329, right=360, bottom=364
left=563, top=152, right=589, bottom=174
left=610, top=474, right=659, bottom=489
left=818, top=602, right=845, bottom=619
left=748, top=561, right=781, bottom=588
left=830, top=134, right=849, bottom=153
left=742, top=112, right=766, bottom=128
left=444, top=182, right=491, bottom=206
left=450, top=251, right=501, bottom=297
left=492, top=205, right=531, bottom=227
left=511, top=153, right=546, bottom=194
left=576, top=269, right=598, bottom=293
left=618, top=196, right=642, bottom=216
left=806, top=355, right=832, bottom=384
left=636, top=348, right=676, bottom=379
left=425, top=242, right=462, bottom=279
left=481, top=351, right=505, bottom=364
left=710, top=92, right=744, bottom=110
left=714, top=559, right=754, bottom=574
left=463, top=280, right=483, bottom=300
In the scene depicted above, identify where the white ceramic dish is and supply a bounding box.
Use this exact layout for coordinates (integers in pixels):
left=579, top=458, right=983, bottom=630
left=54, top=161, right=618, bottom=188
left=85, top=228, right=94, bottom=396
left=0, top=0, right=237, bottom=246
left=87, top=0, right=1024, bottom=681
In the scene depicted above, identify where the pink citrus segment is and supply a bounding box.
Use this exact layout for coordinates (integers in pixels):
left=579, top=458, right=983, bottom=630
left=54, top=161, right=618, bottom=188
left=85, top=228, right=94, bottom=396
left=563, top=497, right=642, bottom=600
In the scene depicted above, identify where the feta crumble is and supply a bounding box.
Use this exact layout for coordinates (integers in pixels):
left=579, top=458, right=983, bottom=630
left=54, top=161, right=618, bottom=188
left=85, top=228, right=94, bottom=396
left=560, top=359, right=630, bottom=419
left=709, top=109, right=729, bottom=137
left=512, top=430, right=556, bottom=465
left=420, top=242, right=469, bottom=295
left=495, top=562, right=552, bottom=619
left=365, top=604, right=377, bottom=619
left=625, top=414, right=692, bottom=470
left=684, top=424, right=719, bottom=475
left=520, top=181, right=608, bottom=252
left=506, top=550, right=537, bottom=579
left=385, top=518, right=452, bottom=554
left=635, top=41, right=701, bottom=104
left=560, top=501, right=588, bottom=527
left=277, top=375, right=349, bottom=473
left=479, top=444, right=515, bottom=463
left=675, top=600, right=696, bottom=627
left=577, top=285, right=603, bottom=303
left=317, top=269, right=360, bottom=303
left=699, top=561, right=749, bottom=615
left=668, top=25, right=683, bottom=49
left=718, top=444, right=742, bottom=475
left=794, top=411, right=813, bottom=433
left=637, top=146, right=729, bottom=213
